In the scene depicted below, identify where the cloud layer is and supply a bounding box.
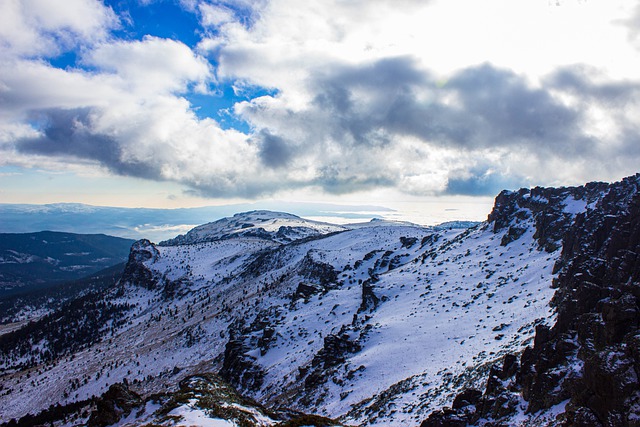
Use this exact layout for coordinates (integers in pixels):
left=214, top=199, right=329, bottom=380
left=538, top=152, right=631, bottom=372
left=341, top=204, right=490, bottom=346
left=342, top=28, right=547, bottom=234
left=1, top=0, right=640, bottom=200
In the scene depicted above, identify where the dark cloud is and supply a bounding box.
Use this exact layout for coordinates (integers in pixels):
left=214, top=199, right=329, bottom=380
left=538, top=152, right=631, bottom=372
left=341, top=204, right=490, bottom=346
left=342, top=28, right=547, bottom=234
left=307, top=60, right=596, bottom=157
left=254, top=130, right=294, bottom=168
left=235, top=59, right=634, bottom=196
left=547, top=66, right=640, bottom=106
left=546, top=66, right=640, bottom=160
left=13, top=61, right=640, bottom=200
left=312, top=56, right=434, bottom=147
left=17, top=108, right=159, bottom=179
left=446, top=65, right=591, bottom=153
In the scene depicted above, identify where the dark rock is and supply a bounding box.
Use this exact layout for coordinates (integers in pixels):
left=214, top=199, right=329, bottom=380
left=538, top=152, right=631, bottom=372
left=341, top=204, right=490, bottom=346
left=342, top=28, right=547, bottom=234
left=121, top=239, right=160, bottom=290
left=87, top=383, right=142, bottom=427
left=359, top=274, right=380, bottom=313
left=567, top=406, right=604, bottom=427
left=452, top=389, right=482, bottom=410
left=219, top=322, right=265, bottom=392
left=297, top=251, right=338, bottom=286
left=293, top=282, right=324, bottom=301
left=420, top=408, right=468, bottom=427
left=400, top=236, right=418, bottom=249
left=487, top=182, right=609, bottom=252
left=421, top=234, right=440, bottom=248
left=500, top=225, right=527, bottom=246
left=302, top=326, right=362, bottom=391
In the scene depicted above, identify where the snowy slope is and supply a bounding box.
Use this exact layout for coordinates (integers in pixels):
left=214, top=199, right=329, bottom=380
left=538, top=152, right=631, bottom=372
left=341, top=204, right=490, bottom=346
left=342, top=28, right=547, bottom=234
left=0, top=183, right=612, bottom=425
left=161, top=210, right=347, bottom=245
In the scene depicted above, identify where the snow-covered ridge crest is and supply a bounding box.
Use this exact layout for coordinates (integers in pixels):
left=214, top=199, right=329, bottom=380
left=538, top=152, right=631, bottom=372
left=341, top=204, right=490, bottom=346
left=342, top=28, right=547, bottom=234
left=486, top=180, right=611, bottom=252
left=160, top=210, right=348, bottom=246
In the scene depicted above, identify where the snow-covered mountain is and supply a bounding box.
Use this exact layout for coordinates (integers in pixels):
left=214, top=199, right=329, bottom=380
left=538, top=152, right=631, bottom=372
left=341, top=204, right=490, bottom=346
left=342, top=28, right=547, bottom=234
left=1, top=175, right=639, bottom=427
left=160, top=210, right=348, bottom=245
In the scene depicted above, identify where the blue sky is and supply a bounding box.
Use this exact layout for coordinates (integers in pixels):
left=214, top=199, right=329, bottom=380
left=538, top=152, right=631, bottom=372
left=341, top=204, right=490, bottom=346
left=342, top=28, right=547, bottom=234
left=1, top=0, right=639, bottom=224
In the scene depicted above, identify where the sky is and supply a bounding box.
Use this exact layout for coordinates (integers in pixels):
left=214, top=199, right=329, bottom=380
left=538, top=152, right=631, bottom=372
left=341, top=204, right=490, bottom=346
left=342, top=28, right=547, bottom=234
left=1, top=0, right=640, bottom=225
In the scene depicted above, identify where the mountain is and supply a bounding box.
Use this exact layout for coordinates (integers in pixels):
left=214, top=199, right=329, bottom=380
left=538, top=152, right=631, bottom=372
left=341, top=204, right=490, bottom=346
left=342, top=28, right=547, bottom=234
left=1, top=175, right=639, bottom=427
left=160, top=210, right=348, bottom=245
left=421, top=174, right=640, bottom=426
left=0, top=231, right=134, bottom=296
left=0, top=263, right=126, bottom=325
left=0, top=202, right=393, bottom=242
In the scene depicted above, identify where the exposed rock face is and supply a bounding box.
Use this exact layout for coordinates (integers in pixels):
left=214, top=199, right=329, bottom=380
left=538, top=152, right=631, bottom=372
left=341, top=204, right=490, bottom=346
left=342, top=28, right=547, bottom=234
left=487, top=181, right=609, bottom=252
left=121, top=239, right=159, bottom=290
left=297, top=251, right=338, bottom=287
left=299, top=324, right=363, bottom=404
left=359, top=274, right=380, bottom=313
left=87, top=383, right=142, bottom=427
left=420, top=173, right=640, bottom=427
left=219, top=321, right=266, bottom=392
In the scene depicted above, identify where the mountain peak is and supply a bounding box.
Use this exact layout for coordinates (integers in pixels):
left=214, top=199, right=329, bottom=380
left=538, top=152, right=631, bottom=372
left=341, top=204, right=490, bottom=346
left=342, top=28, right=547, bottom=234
left=160, top=210, right=347, bottom=246
left=486, top=181, right=611, bottom=252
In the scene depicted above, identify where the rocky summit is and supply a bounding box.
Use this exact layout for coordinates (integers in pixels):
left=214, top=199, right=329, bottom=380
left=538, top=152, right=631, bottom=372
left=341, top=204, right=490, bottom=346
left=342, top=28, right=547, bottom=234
left=1, top=175, right=639, bottom=427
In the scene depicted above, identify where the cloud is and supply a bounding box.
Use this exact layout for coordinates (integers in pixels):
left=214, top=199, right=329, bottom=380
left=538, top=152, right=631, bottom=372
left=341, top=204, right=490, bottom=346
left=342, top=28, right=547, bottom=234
left=2, top=0, right=640, bottom=202
left=254, top=130, right=294, bottom=168
left=17, top=108, right=157, bottom=178
left=86, top=36, right=214, bottom=95
left=621, top=3, right=640, bottom=48
left=234, top=59, right=610, bottom=194
left=445, top=168, right=527, bottom=196
left=0, top=0, right=118, bottom=58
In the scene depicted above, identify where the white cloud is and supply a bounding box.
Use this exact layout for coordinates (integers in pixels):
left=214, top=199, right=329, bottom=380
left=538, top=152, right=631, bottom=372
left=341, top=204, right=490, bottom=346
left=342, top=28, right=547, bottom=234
left=0, top=30, right=267, bottom=196
left=2, top=0, right=640, bottom=203
left=0, top=0, right=118, bottom=58
left=86, top=36, right=214, bottom=95
left=199, top=3, right=236, bottom=27
left=194, top=0, right=640, bottom=194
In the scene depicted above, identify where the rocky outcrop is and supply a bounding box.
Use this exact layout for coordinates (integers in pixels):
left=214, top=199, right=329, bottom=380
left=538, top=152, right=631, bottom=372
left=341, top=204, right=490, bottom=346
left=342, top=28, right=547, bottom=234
left=420, top=355, right=523, bottom=427
left=219, top=321, right=266, bottom=392
left=301, top=325, right=363, bottom=394
left=87, top=382, right=142, bottom=427
left=297, top=251, right=338, bottom=286
left=487, top=181, right=609, bottom=252
left=420, top=173, right=640, bottom=427
left=359, top=274, right=380, bottom=313
left=121, top=239, right=160, bottom=290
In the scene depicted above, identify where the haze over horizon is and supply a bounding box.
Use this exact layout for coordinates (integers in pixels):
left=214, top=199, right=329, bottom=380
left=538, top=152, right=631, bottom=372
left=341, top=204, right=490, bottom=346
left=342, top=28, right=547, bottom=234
left=1, top=0, right=639, bottom=220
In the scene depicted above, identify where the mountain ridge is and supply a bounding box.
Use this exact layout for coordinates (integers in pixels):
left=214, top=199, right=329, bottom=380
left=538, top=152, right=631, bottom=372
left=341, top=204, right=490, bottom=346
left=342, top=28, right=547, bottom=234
left=1, top=175, right=639, bottom=426
left=160, top=210, right=349, bottom=246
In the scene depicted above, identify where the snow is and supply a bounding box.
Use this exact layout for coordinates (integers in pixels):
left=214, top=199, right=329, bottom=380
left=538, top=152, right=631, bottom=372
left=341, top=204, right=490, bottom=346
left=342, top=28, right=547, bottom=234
left=562, top=196, right=587, bottom=214
left=163, top=210, right=347, bottom=245
left=114, top=401, right=161, bottom=427
left=0, top=210, right=565, bottom=426
left=497, top=398, right=569, bottom=427
left=0, top=250, right=35, bottom=264
left=168, top=402, right=235, bottom=427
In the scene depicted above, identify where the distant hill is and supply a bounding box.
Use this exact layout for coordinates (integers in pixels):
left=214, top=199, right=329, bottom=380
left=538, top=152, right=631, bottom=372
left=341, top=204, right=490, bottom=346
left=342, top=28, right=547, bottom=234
left=0, top=202, right=393, bottom=242
left=0, top=231, right=134, bottom=296
left=0, top=262, right=126, bottom=324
